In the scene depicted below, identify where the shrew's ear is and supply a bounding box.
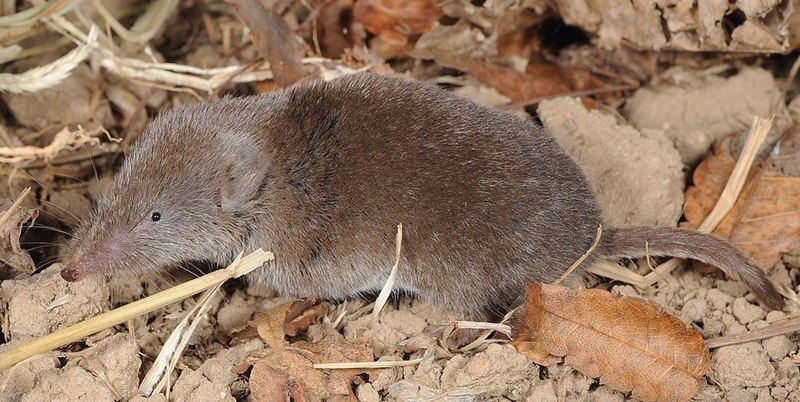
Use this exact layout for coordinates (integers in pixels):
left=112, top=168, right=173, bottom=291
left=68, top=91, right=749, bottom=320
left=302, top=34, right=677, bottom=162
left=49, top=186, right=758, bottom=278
left=215, top=139, right=269, bottom=212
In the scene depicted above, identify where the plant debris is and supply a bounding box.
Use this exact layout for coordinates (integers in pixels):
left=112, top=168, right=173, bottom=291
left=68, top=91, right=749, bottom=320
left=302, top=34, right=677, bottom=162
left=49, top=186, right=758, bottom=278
left=685, top=125, right=800, bottom=272
left=512, top=283, right=710, bottom=401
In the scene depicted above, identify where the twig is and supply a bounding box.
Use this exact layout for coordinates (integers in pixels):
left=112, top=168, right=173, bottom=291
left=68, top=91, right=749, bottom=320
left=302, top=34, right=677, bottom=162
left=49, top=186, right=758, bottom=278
left=501, top=84, right=638, bottom=109
left=0, top=26, right=98, bottom=93
left=706, top=316, right=800, bottom=349
left=0, top=126, right=108, bottom=164
left=2, top=144, right=119, bottom=170
left=0, top=249, right=274, bottom=371
left=313, top=348, right=432, bottom=370
left=0, top=187, right=31, bottom=227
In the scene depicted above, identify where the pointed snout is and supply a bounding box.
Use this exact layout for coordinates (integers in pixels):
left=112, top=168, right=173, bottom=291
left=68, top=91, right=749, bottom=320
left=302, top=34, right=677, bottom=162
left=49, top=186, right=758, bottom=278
left=59, top=237, right=126, bottom=282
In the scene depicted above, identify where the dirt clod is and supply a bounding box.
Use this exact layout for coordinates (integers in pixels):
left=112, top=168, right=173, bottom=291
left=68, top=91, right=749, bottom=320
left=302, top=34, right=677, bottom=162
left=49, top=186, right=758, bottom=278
left=624, top=68, right=787, bottom=164
left=0, top=264, right=109, bottom=341
left=71, top=333, right=141, bottom=399
left=712, top=343, right=776, bottom=388
left=171, top=340, right=262, bottom=401
left=538, top=96, right=684, bottom=227
left=732, top=298, right=766, bottom=324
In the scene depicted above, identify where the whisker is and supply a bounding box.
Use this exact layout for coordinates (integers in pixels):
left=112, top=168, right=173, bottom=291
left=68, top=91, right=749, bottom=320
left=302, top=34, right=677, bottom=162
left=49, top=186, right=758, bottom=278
left=22, top=245, right=62, bottom=253
left=34, top=207, right=77, bottom=229
left=83, top=143, right=102, bottom=189
left=37, top=199, right=83, bottom=227
left=27, top=224, right=73, bottom=237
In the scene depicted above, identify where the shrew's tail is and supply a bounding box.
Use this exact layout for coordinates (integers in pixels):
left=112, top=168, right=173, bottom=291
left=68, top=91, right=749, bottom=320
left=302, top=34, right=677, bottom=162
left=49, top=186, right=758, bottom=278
left=599, top=226, right=784, bottom=310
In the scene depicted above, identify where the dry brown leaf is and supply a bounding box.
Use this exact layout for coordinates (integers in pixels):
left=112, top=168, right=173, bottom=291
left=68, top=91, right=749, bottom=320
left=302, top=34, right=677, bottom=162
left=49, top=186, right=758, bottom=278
left=230, top=302, right=289, bottom=346
left=0, top=199, right=37, bottom=279
left=231, top=299, right=327, bottom=346
left=433, top=55, right=608, bottom=103
left=249, top=362, right=308, bottom=401
left=511, top=284, right=709, bottom=402
left=247, top=335, right=374, bottom=402
left=354, top=0, right=443, bottom=46
left=284, top=299, right=328, bottom=336
left=296, top=336, right=376, bottom=380
left=546, top=45, right=656, bottom=86
left=226, top=0, right=307, bottom=86
left=255, top=303, right=291, bottom=349
left=684, top=127, right=800, bottom=272
left=317, top=0, right=359, bottom=58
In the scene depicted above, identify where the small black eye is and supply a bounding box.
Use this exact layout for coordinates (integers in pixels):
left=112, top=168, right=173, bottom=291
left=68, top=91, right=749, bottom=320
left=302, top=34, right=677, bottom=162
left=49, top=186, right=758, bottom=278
left=151, top=212, right=161, bottom=222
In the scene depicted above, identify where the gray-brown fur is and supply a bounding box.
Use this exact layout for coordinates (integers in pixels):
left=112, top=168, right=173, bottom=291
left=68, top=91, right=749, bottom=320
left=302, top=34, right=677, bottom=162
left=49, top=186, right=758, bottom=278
left=60, top=73, right=783, bottom=319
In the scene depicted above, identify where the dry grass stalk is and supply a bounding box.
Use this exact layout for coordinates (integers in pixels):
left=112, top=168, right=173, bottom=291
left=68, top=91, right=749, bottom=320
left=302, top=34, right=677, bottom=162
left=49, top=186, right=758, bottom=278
left=0, top=187, right=30, bottom=227
left=0, top=44, right=22, bottom=64
left=454, top=321, right=512, bottom=337
left=553, top=224, right=602, bottom=285
left=139, top=284, right=223, bottom=396
left=0, top=0, right=80, bottom=27
left=0, top=249, right=274, bottom=371
left=0, top=126, right=112, bottom=164
left=588, top=116, right=773, bottom=287
left=313, top=349, right=432, bottom=370
left=372, top=223, right=403, bottom=321
left=92, top=0, right=179, bottom=44
left=706, top=316, right=800, bottom=349
left=313, top=358, right=424, bottom=370
left=0, top=26, right=98, bottom=93
left=453, top=308, right=517, bottom=352
left=2, top=13, right=351, bottom=95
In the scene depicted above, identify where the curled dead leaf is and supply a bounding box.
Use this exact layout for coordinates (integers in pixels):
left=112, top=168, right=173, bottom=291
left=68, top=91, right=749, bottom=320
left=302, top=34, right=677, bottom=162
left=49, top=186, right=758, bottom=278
left=0, top=195, right=37, bottom=279
left=226, top=0, right=307, bottom=86
left=684, top=126, right=800, bottom=272
left=256, top=303, right=291, bottom=349
left=247, top=335, right=374, bottom=401
left=284, top=299, right=328, bottom=336
left=354, top=0, right=443, bottom=46
left=231, top=299, right=328, bottom=347
left=511, top=283, right=709, bottom=402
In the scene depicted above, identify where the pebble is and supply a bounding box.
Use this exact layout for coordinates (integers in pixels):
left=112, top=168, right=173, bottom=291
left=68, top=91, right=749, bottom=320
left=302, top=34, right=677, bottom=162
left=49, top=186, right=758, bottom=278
left=527, top=380, right=557, bottom=402
left=722, top=313, right=747, bottom=335
left=771, top=386, right=789, bottom=400
left=726, top=387, right=755, bottom=402
left=706, top=288, right=734, bottom=310
left=680, top=299, right=708, bottom=323
left=356, top=383, right=381, bottom=402
left=702, top=314, right=725, bottom=338
left=716, top=280, right=749, bottom=297
left=732, top=298, right=765, bottom=324
left=762, top=336, right=797, bottom=360
left=712, top=343, right=776, bottom=388
left=755, top=387, right=775, bottom=402
left=748, top=320, right=769, bottom=331
left=765, top=311, right=786, bottom=323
